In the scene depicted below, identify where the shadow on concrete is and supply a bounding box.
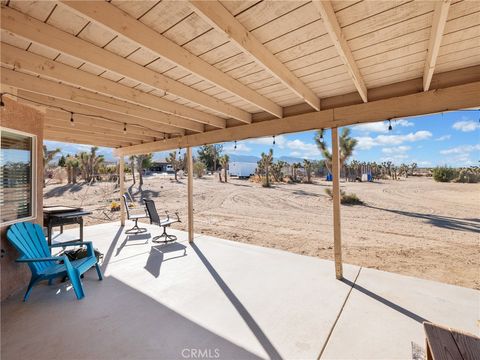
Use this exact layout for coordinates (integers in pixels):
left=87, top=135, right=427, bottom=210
left=144, top=242, right=187, bottom=278
left=1, top=275, right=261, bottom=359
left=44, top=183, right=84, bottom=198
left=101, top=225, right=124, bottom=273
left=191, top=242, right=282, bottom=360
left=365, top=205, right=480, bottom=233
left=341, top=278, right=429, bottom=324
left=115, top=233, right=151, bottom=257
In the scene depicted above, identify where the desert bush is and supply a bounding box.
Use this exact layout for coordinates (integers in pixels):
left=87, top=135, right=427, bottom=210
left=432, top=166, right=458, bottom=182
left=325, top=188, right=364, bottom=205
left=110, top=201, right=120, bottom=212
left=193, top=161, right=206, bottom=178
left=454, top=168, right=480, bottom=183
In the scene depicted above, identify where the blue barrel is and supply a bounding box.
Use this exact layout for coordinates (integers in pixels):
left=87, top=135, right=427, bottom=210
left=326, top=173, right=333, bottom=181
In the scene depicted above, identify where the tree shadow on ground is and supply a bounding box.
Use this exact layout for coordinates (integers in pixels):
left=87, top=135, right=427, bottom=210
left=127, top=184, right=160, bottom=202
left=44, top=183, right=84, bottom=198
left=364, top=204, right=480, bottom=233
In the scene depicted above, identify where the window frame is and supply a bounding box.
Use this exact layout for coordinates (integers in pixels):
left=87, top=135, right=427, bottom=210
left=0, top=127, right=37, bottom=227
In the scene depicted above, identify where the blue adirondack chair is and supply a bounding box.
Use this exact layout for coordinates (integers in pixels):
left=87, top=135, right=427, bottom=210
left=6, top=222, right=103, bottom=301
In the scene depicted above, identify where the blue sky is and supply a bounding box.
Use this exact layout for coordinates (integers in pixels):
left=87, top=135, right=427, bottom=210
left=45, top=110, right=480, bottom=167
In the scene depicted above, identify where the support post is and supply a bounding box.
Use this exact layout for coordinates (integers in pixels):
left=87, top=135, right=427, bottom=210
left=119, top=156, right=125, bottom=226
left=331, top=127, right=343, bottom=279
left=187, top=147, right=194, bottom=242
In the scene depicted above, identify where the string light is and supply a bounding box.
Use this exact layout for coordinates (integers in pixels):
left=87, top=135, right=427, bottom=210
left=178, top=147, right=182, bottom=155
left=234, top=140, right=237, bottom=150
left=0, top=93, right=4, bottom=107
left=123, top=123, right=127, bottom=134
left=273, top=135, right=276, bottom=145
left=320, top=129, right=324, bottom=140
left=70, top=112, right=75, bottom=127
left=388, top=119, right=392, bottom=131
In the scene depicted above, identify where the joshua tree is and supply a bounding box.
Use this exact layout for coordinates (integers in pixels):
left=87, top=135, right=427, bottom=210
left=65, top=155, right=79, bottom=184
left=314, top=128, right=358, bottom=175
left=410, top=162, right=418, bottom=176
left=292, top=162, right=301, bottom=182
left=43, top=145, right=61, bottom=187
left=129, top=155, right=136, bottom=185
left=166, top=151, right=181, bottom=181
left=197, top=144, right=223, bottom=172
left=258, top=149, right=274, bottom=187
left=303, top=159, right=313, bottom=183
left=136, top=153, right=153, bottom=186
left=78, top=146, right=104, bottom=183
left=271, top=160, right=287, bottom=182
left=219, top=154, right=230, bottom=183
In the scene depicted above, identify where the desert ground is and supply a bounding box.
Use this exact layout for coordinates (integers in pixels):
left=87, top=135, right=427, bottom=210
left=44, top=174, right=480, bottom=289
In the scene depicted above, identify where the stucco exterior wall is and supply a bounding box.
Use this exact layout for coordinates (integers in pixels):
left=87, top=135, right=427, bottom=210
left=1, top=97, right=44, bottom=301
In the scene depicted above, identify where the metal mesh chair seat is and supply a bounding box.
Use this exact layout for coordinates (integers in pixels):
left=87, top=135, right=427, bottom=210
left=143, top=199, right=181, bottom=243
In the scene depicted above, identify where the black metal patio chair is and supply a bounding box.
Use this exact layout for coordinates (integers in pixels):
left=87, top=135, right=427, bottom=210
left=122, top=194, right=149, bottom=234
left=143, top=199, right=181, bottom=243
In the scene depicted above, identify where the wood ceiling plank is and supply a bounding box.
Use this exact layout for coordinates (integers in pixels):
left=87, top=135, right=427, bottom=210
left=190, top=0, right=320, bottom=110
left=1, top=6, right=250, bottom=124
left=60, top=1, right=281, bottom=118
left=313, top=0, right=368, bottom=102
left=423, top=0, right=451, bottom=91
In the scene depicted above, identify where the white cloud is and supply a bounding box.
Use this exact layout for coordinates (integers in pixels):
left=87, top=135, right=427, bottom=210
left=435, top=135, right=451, bottom=141
left=353, top=119, right=414, bottom=134
left=286, top=139, right=319, bottom=158
left=355, top=131, right=432, bottom=150
left=452, top=120, right=480, bottom=132
left=224, top=143, right=252, bottom=154
left=246, top=135, right=287, bottom=148
left=440, top=144, right=480, bottom=155
left=381, top=146, right=411, bottom=154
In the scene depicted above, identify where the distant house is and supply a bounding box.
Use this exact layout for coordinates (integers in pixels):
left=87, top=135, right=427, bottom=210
left=148, top=158, right=172, bottom=173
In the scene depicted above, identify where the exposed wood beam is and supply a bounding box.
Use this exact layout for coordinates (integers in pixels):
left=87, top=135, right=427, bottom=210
left=45, top=118, right=155, bottom=142
left=1, top=68, right=204, bottom=133
left=46, top=109, right=164, bottom=139
left=44, top=131, right=128, bottom=148
left=312, top=0, right=368, bottom=102
left=115, top=81, right=480, bottom=156
left=331, top=127, right=342, bottom=279
left=1, top=6, right=250, bottom=124
left=423, top=0, right=451, bottom=91
left=189, top=0, right=320, bottom=111
left=18, top=91, right=180, bottom=137
left=1, top=43, right=226, bottom=129
left=61, top=1, right=283, bottom=118
left=45, top=123, right=142, bottom=144
left=119, top=157, right=125, bottom=226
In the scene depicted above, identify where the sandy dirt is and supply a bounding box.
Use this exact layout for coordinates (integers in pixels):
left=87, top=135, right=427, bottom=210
left=43, top=175, right=480, bottom=289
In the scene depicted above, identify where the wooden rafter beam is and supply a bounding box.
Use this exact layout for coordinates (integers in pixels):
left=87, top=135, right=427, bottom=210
left=115, top=81, right=480, bottom=156
left=312, top=0, right=368, bottom=102
left=60, top=1, right=283, bottom=118
left=44, top=130, right=129, bottom=148
left=17, top=91, right=180, bottom=137
left=0, top=6, right=247, bottom=125
left=1, top=43, right=226, bottom=129
left=1, top=67, right=204, bottom=133
left=189, top=0, right=320, bottom=111
left=45, top=124, right=143, bottom=144
left=423, top=0, right=451, bottom=91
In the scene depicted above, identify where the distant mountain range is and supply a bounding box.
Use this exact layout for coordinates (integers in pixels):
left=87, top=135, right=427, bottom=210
left=226, top=153, right=306, bottom=164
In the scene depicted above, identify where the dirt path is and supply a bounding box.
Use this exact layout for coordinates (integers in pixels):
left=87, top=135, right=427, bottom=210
left=44, top=175, right=480, bottom=289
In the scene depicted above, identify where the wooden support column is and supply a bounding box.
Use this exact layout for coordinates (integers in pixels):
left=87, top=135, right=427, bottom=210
left=119, top=156, right=125, bottom=226
left=187, top=147, right=194, bottom=243
left=331, top=127, right=343, bottom=279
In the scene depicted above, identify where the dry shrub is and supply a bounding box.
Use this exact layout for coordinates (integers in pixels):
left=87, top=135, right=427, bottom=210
left=325, top=188, right=364, bottom=205
left=52, top=167, right=68, bottom=184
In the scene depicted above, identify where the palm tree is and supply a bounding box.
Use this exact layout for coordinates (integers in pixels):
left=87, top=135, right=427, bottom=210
left=166, top=151, right=181, bottom=181
left=314, top=128, right=358, bottom=176
left=258, top=149, right=273, bottom=187
left=43, top=145, right=61, bottom=187
left=136, top=153, right=153, bottom=186
left=219, top=154, right=230, bottom=183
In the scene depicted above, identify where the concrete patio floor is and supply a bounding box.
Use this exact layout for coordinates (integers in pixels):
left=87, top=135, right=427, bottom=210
left=1, top=222, right=479, bottom=359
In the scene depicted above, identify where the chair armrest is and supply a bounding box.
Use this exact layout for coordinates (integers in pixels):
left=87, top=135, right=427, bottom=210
left=17, top=256, right=63, bottom=263
left=49, top=241, right=92, bottom=248
left=174, top=212, right=181, bottom=222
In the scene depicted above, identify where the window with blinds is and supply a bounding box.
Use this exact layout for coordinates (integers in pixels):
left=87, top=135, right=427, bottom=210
left=1, top=129, right=36, bottom=225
